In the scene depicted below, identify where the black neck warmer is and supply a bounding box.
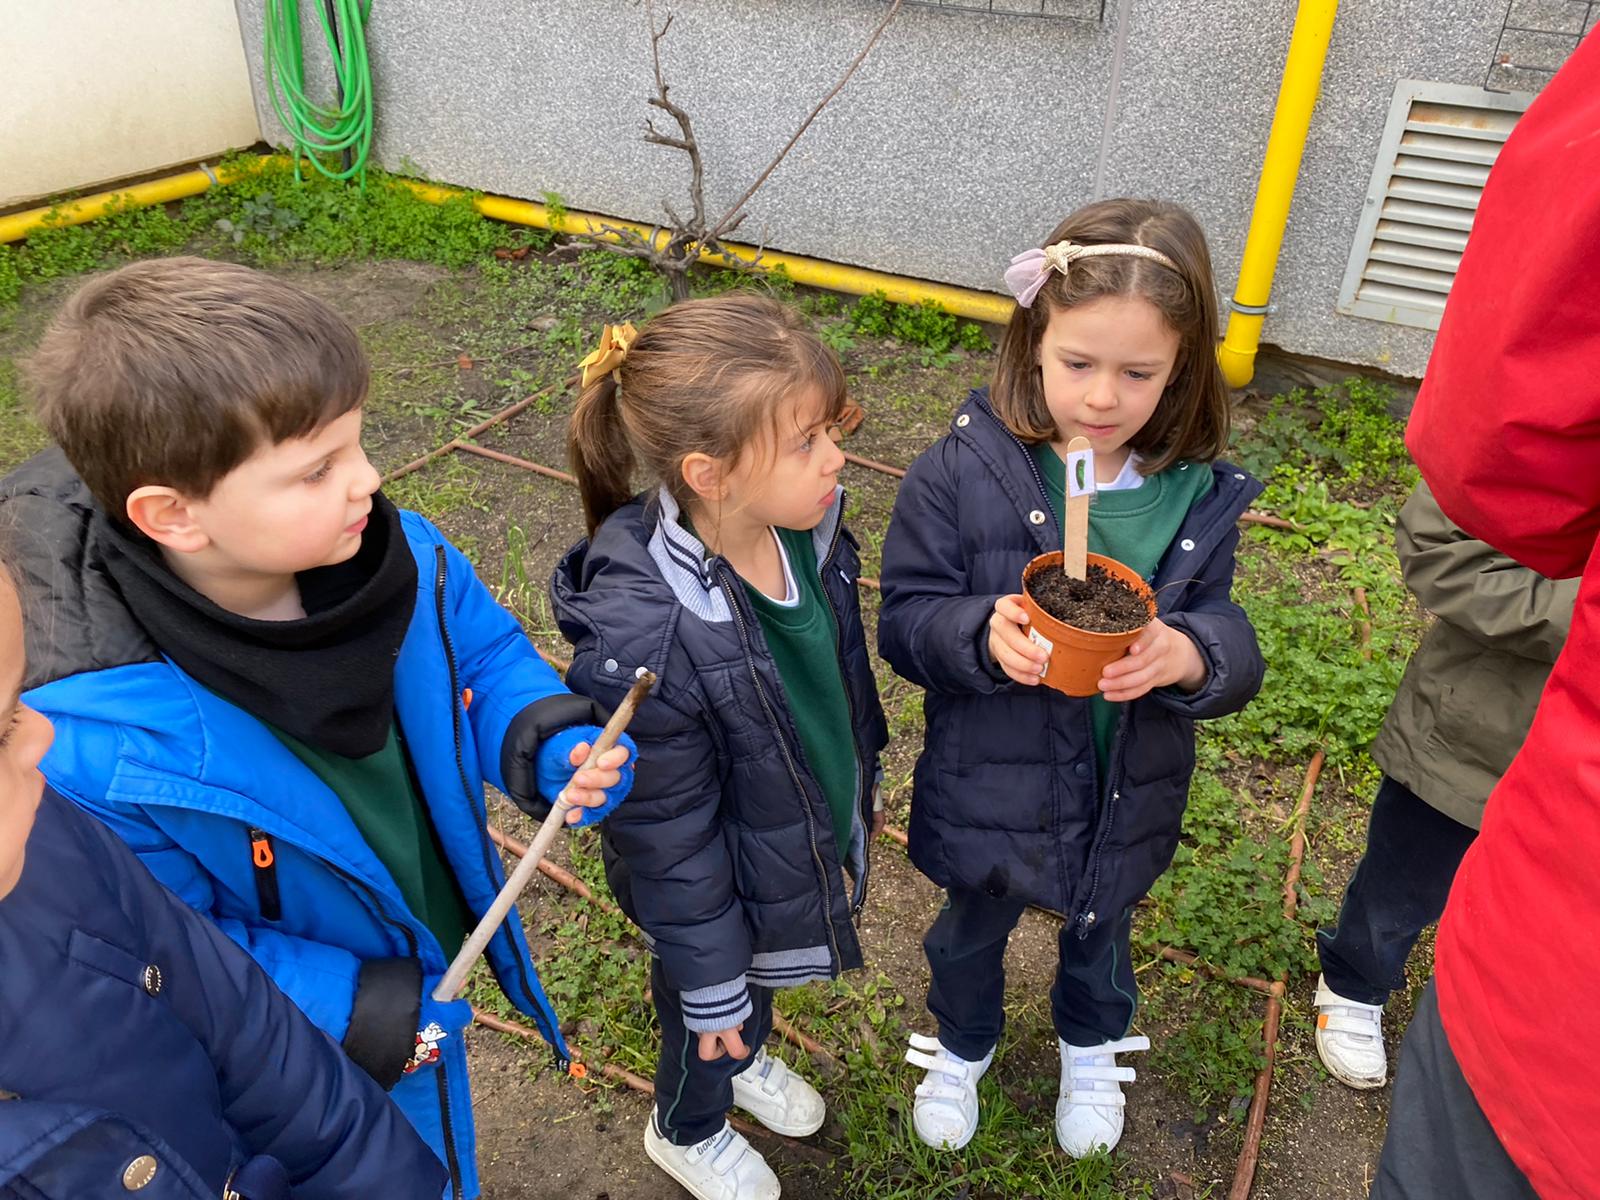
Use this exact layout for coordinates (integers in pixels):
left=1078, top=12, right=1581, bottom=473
left=92, top=493, right=418, bottom=757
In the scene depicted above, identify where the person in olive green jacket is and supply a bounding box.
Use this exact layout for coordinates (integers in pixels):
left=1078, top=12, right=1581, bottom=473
left=1312, top=480, right=1579, bottom=1090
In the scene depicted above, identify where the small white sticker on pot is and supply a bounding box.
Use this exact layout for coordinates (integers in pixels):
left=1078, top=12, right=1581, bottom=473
left=1028, top=628, right=1054, bottom=656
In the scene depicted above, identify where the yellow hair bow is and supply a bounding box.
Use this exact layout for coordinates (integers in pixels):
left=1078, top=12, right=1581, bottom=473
left=578, top=322, right=639, bottom=388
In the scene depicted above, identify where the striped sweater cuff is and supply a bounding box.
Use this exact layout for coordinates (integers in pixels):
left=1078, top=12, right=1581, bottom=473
left=680, top=975, right=753, bottom=1033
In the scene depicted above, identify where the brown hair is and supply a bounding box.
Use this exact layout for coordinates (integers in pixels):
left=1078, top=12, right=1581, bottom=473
left=23, top=256, right=368, bottom=519
left=991, top=198, right=1230, bottom=474
left=569, top=293, right=847, bottom=537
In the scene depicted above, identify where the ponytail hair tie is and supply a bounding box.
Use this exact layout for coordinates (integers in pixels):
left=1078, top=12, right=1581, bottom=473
left=1003, top=240, right=1181, bottom=308
left=578, top=321, right=640, bottom=388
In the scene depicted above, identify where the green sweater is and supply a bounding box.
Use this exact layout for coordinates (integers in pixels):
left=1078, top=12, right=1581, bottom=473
left=739, top=527, right=860, bottom=858
left=274, top=724, right=475, bottom=957
left=1032, top=446, right=1214, bottom=773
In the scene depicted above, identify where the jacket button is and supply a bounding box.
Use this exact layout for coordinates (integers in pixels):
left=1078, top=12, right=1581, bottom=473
left=1180, top=538, right=1196, bottom=551
left=955, top=414, right=971, bottom=427
left=142, top=965, right=162, bottom=997
left=1074, top=763, right=1090, bottom=778
left=122, top=1155, right=158, bottom=1190
left=1029, top=510, right=1047, bottom=525
left=603, top=658, right=618, bottom=673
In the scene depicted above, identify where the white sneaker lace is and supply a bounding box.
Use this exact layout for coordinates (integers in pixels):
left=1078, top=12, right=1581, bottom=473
left=1061, top=1035, right=1149, bottom=1108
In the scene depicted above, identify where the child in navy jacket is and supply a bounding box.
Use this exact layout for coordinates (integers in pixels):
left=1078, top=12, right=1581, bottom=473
left=553, top=296, right=887, bottom=1200
left=0, top=559, right=448, bottom=1200
left=879, top=200, right=1263, bottom=1158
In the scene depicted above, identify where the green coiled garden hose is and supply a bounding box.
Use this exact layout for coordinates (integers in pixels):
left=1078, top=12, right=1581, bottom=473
left=264, top=0, right=373, bottom=183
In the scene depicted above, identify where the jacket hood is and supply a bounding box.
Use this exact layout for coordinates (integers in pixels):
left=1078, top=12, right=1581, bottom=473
left=553, top=484, right=848, bottom=669
left=0, top=449, right=159, bottom=689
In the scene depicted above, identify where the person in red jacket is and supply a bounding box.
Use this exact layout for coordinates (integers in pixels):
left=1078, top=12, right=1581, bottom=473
left=1372, top=31, right=1600, bottom=1200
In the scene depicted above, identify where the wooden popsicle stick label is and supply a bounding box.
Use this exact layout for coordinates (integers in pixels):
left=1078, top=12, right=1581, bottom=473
left=1063, top=436, right=1093, bottom=580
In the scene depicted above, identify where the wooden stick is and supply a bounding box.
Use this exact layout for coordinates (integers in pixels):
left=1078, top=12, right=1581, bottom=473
left=1063, top=436, right=1093, bottom=580
left=456, top=441, right=578, bottom=485
left=842, top=450, right=907, bottom=479
left=1238, top=511, right=1300, bottom=531
left=381, top=391, right=548, bottom=484
left=434, top=672, right=655, bottom=1001
left=1156, top=946, right=1277, bottom=996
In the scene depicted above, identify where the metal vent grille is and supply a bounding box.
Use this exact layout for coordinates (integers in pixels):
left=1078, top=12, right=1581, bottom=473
left=1337, top=81, right=1532, bottom=331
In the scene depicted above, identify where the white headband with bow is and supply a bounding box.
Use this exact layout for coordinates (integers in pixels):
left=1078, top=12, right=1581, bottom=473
left=1004, top=240, right=1181, bottom=308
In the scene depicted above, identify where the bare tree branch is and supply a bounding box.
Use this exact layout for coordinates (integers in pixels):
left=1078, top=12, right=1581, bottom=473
left=644, top=0, right=706, bottom=236
left=571, top=0, right=904, bottom=302
left=705, top=0, right=904, bottom=243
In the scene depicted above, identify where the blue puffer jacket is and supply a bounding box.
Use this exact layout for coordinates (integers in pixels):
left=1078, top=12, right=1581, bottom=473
left=3, top=452, right=582, bottom=1200
left=552, top=487, right=888, bottom=1031
left=878, top=390, right=1264, bottom=929
left=0, top=789, right=447, bottom=1200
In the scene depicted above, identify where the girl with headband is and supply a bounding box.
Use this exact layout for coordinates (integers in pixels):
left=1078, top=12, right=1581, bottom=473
left=878, top=198, right=1265, bottom=1157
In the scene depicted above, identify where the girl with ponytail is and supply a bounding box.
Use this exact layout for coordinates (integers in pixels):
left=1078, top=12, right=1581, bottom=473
left=553, top=293, right=887, bottom=1200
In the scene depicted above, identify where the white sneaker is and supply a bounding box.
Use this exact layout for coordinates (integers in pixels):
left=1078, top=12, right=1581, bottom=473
left=905, top=1032, right=993, bottom=1150
left=1313, top=974, right=1387, bottom=1089
left=730, top=1046, right=825, bottom=1137
left=644, top=1109, right=780, bottom=1200
left=1055, top=1034, right=1149, bottom=1157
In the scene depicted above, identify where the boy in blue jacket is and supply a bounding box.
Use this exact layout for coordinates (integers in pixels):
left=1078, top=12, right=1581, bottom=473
left=0, top=566, right=448, bottom=1200
left=3, top=257, right=634, bottom=1199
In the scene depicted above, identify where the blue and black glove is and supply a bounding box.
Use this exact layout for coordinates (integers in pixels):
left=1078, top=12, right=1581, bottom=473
left=532, top=725, right=637, bottom=827
left=501, top=694, right=637, bottom=827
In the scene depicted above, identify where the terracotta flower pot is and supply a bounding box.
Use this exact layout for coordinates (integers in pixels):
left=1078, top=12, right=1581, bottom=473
left=1018, top=552, right=1156, bottom=697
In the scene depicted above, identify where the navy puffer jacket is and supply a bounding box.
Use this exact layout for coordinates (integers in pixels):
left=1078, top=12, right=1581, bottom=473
left=878, top=390, right=1264, bottom=930
left=0, top=790, right=446, bottom=1199
left=552, top=487, right=887, bottom=1032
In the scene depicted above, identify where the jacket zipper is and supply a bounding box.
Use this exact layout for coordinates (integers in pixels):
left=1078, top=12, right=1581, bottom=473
left=815, top=510, right=871, bottom=918
left=715, top=562, right=843, bottom=971
left=222, top=1167, right=239, bottom=1200
left=435, top=1059, right=464, bottom=1199
left=319, top=854, right=462, bottom=1200
left=432, top=548, right=566, bottom=1067
left=1074, top=714, right=1132, bottom=939
left=975, top=398, right=1116, bottom=933
left=246, top=827, right=281, bottom=922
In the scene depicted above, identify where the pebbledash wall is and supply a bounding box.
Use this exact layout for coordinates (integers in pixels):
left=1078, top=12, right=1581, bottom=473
left=230, top=0, right=1597, bottom=379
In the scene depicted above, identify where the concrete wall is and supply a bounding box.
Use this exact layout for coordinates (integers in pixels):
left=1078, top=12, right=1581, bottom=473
left=232, top=1, right=1583, bottom=378
left=1, top=0, right=260, bottom=208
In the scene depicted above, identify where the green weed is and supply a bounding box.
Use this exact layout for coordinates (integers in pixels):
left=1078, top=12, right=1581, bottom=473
left=1143, top=771, right=1316, bottom=981
left=1231, top=377, right=1416, bottom=494
left=1145, top=972, right=1265, bottom=1124
left=1206, top=563, right=1411, bottom=766
left=382, top=455, right=489, bottom=523
left=849, top=291, right=990, bottom=361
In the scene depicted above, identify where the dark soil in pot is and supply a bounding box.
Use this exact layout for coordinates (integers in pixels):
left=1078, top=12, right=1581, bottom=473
left=1025, top=563, right=1151, bottom=633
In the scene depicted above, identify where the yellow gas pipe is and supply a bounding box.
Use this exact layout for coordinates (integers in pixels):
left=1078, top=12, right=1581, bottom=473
left=1217, top=0, right=1339, bottom=389
left=0, top=163, right=251, bottom=246
left=0, top=158, right=1015, bottom=326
